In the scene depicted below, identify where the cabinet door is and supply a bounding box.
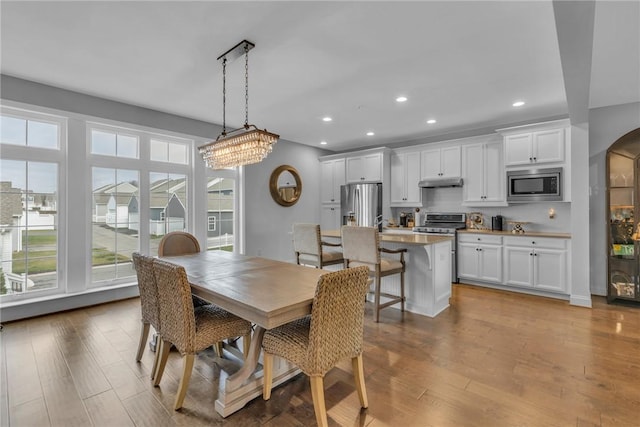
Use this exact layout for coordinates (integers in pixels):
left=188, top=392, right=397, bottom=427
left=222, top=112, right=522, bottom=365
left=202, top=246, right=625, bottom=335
left=363, top=153, right=383, bottom=182
left=503, top=246, right=533, bottom=287
left=478, top=244, right=502, bottom=282
left=346, top=156, right=364, bottom=183
left=533, top=129, right=564, bottom=164
left=440, top=146, right=461, bottom=178
left=462, top=144, right=485, bottom=203
left=533, top=248, right=566, bottom=292
left=504, top=133, right=532, bottom=166
left=404, top=153, right=422, bottom=203
left=421, top=148, right=442, bottom=179
left=483, top=141, right=505, bottom=203
left=320, top=159, right=345, bottom=203
left=390, top=153, right=406, bottom=204
left=457, top=243, right=480, bottom=279
left=320, top=204, right=341, bottom=231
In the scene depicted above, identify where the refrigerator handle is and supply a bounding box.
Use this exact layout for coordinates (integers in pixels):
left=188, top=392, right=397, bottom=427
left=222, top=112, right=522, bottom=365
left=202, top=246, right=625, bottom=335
left=354, top=186, right=360, bottom=225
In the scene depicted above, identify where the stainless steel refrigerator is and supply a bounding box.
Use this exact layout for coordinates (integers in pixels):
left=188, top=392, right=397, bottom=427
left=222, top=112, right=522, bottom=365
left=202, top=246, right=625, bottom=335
left=340, top=183, right=383, bottom=231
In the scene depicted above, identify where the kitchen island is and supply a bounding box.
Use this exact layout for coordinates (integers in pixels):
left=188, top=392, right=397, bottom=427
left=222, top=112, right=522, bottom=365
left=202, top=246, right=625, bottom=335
left=322, top=230, right=453, bottom=317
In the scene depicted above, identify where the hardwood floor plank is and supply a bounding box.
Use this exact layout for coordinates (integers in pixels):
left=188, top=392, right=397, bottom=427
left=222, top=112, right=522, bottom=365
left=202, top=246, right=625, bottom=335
left=101, top=360, right=148, bottom=401
left=84, top=389, right=135, bottom=427
left=8, top=397, right=50, bottom=427
left=122, top=390, right=177, bottom=427
left=64, top=352, right=113, bottom=399
left=5, top=339, right=42, bottom=407
left=41, top=375, right=92, bottom=427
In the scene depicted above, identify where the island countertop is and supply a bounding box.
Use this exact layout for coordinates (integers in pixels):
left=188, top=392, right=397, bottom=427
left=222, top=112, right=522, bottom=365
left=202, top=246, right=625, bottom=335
left=322, top=230, right=453, bottom=245
left=458, top=229, right=571, bottom=239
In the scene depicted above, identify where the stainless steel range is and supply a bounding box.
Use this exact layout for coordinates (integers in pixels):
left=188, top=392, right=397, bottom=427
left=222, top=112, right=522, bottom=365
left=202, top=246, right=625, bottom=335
left=413, top=212, right=466, bottom=282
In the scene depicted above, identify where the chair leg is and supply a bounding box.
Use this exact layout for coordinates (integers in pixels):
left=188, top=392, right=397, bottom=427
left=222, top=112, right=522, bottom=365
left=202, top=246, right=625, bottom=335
left=136, top=321, right=150, bottom=362
left=153, top=339, right=171, bottom=386
left=400, top=270, right=406, bottom=312
left=262, top=352, right=273, bottom=400
left=374, top=274, right=381, bottom=323
left=150, top=335, right=162, bottom=381
left=351, top=354, right=369, bottom=408
left=242, top=332, right=251, bottom=360
left=310, top=376, right=328, bottom=427
left=214, top=342, right=224, bottom=357
left=174, top=353, right=195, bottom=410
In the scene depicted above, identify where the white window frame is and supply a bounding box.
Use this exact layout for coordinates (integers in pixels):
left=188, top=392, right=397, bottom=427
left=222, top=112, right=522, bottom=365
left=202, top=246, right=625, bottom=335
left=0, top=106, right=67, bottom=303
left=208, top=215, right=216, bottom=232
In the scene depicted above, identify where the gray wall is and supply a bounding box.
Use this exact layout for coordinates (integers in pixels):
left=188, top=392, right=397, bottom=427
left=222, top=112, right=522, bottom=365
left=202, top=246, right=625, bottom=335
left=244, top=140, right=327, bottom=263
left=589, top=102, right=640, bottom=295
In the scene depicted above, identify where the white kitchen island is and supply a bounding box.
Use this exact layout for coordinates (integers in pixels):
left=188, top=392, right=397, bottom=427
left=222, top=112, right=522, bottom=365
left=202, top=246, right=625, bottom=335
left=322, top=230, right=453, bottom=317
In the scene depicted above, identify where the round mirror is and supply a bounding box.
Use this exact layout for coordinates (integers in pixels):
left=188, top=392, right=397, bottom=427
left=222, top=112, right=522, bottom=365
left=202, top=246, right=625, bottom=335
left=269, top=165, right=302, bottom=206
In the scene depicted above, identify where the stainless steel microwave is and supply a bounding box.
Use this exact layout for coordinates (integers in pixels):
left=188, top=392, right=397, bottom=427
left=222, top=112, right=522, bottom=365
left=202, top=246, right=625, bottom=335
left=507, top=167, right=562, bottom=202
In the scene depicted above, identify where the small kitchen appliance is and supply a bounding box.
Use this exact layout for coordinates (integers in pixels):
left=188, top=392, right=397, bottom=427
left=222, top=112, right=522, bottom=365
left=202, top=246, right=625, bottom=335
left=491, top=215, right=504, bottom=231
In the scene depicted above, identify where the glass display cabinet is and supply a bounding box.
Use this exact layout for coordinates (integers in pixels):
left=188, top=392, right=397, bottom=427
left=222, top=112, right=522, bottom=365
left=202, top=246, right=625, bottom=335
left=607, top=142, right=640, bottom=304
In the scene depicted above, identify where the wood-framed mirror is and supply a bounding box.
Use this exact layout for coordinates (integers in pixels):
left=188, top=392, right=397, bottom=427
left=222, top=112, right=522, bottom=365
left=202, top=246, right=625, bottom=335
left=269, top=165, right=302, bottom=206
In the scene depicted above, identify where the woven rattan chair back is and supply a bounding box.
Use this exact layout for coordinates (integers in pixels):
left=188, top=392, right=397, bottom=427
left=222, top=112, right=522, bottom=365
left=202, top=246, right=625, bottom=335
left=152, top=259, right=196, bottom=354
left=157, top=231, right=200, bottom=257
left=341, top=226, right=380, bottom=265
left=307, top=266, right=370, bottom=374
left=133, top=252, right=161, bottom=329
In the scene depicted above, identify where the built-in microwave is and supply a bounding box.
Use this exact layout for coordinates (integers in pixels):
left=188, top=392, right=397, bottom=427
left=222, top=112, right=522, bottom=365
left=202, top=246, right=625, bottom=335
left=507, top=167, right=562, bottom=202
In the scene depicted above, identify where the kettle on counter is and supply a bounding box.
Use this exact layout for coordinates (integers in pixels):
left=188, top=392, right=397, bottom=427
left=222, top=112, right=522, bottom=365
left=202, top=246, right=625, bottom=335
left=491, top=215, right=504, bottom=231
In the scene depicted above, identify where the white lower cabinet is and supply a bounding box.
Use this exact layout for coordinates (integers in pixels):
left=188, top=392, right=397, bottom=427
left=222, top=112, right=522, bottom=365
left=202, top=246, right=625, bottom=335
left=320, top=204, right=341, bottom=231
left=458, top=233, right=569, bottom=296
left=458, top=234, right=502, bottom=282
left=503, top=236, right=567, bottom=293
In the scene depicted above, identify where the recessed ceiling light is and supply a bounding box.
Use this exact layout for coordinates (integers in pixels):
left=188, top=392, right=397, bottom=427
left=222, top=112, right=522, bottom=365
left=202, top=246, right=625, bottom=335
left=427, top=119, right=437, bottom=124
left=322, top=116, right=332, bottom=122
left=320, top=141, right=327, bottom=145
left=366, top=131, right=375, bottom=136
left=512, top=101, right=525, bottom=107
left=396, top=96, right=408, bottom=103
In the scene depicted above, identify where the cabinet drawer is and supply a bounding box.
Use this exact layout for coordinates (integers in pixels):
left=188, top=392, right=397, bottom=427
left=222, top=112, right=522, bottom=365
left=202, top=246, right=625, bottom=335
left=458, top=233, right=502, bottom=245
left=503, top=236, right=567, bottom=249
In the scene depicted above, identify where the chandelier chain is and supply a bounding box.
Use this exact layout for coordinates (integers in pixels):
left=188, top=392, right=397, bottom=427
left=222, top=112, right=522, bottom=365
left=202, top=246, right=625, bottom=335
left=222, top=57, right=227, bottom=135
left=244, top=42, right=249, bottom=127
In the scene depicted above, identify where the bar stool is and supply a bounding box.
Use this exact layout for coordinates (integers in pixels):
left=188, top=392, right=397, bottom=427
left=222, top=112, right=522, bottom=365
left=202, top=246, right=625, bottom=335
left=292, top=223, right=344, bottom=268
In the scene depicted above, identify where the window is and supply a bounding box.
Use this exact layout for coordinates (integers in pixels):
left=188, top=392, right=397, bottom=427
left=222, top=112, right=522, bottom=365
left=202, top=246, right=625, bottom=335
left=91, top=167, right=139, bottom=284
left=150, top=139, right=188, bottom=164
left=148, top=172, right=188, bottom=255
left=1, top=115, right=59, bottom=149
left=206, top=174, right=235, bottom=251
left=1, top=107, right=63, bottom=299
left=91, top=129, right=138, bottom=158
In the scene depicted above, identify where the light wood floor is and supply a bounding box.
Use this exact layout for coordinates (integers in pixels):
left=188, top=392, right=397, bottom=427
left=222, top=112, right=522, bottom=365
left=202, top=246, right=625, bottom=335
left=2, top=284, right=639, bottom=427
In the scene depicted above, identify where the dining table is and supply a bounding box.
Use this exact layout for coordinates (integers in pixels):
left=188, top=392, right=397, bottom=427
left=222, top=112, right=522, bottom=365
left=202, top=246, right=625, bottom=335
left=158, top=250, right=328, bottom=417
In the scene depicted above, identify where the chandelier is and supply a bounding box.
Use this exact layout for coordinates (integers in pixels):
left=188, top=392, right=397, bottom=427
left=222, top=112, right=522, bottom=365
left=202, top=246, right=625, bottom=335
left=199, top=40, right=279, bottom=169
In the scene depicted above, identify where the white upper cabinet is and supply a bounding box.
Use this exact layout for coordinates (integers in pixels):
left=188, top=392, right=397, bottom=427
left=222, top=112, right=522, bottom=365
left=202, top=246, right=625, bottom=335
left=390, top=150, right=421, bottom=206
left=462, top=140, right=506, bottom=206
left=500, top=121, right=568, bottom=167
left=346, top=152, right=383, bottom=183
left=420, top=146, right=461, bottom=179
left=320, top=158, right=345, bottom=204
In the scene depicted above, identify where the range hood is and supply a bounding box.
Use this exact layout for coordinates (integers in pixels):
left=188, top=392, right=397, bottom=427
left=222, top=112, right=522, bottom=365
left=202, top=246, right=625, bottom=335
left=418, top=177, right=463, bottom=188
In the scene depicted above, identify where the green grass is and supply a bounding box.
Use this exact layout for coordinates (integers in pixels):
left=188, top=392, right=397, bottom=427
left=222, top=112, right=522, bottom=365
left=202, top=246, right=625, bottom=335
left=23, top=230, right=57, bottom=245
left=12, top=248, right=130, bottom=274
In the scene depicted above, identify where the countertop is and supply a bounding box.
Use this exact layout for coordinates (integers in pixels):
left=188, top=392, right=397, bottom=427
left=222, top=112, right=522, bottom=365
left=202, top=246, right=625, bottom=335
left=322, top=229, right=453, bottom=246
left=459, top=229, right=571, bottom=239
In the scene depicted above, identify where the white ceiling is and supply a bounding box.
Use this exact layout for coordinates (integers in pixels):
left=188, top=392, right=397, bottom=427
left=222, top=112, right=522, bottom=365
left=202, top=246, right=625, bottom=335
left=1, top=1, right=638, bottom=152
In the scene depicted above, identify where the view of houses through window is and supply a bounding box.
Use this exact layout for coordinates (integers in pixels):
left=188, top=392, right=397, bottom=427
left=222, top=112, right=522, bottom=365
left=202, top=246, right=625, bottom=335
left=1, top=106, right=239, bottom=302
left=0, top=111, right=61, bottom=296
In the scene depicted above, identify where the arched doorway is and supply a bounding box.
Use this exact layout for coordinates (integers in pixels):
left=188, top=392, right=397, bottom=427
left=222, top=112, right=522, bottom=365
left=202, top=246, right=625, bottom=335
left=606, top=127, right=640, bottom=304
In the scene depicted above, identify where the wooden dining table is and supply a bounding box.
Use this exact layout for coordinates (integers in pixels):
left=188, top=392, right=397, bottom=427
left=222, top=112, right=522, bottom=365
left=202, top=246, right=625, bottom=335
left=158, top=250, right=328, bottom=417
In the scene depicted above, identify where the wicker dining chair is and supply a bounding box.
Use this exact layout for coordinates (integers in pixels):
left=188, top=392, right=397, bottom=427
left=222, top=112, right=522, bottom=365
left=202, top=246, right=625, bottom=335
left=132, top=252, right=163, bottom=380
left=292, top=223, right=344, bottom=268
left=341, top=225, right=407, bottom=322
left=151, top=259, right=253, bottom=410
left=262, top=266, right=370, bottom=427
left=157, top=231, right=201, bottom=257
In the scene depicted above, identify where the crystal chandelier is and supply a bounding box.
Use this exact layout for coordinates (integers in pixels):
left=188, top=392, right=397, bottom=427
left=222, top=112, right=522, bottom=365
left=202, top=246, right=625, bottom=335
left=199, top=40, right=279, bottom=169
